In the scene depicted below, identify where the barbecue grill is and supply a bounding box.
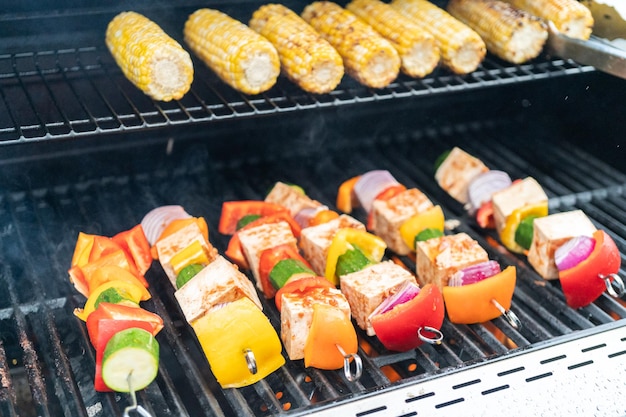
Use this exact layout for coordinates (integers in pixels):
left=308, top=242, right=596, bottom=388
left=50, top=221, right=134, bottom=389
left=1, top=1, right=625, bottom=416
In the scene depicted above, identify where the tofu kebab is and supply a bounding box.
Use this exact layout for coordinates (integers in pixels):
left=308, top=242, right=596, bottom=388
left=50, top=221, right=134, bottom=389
left=435, top=147, right=625, bottom=309
left=263, top=182, right=445, bottom=353
left=218, top=190, right=361, bottom=378
left=142, top=205, right=285, bottom=389
left=336, top=170, right=519, bottom=328
left=69, top=224, right=163, bottom=399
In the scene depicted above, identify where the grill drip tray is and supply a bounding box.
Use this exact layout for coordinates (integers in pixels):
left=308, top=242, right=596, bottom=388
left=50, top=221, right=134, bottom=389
left=305, top=322, right=626, bottom=417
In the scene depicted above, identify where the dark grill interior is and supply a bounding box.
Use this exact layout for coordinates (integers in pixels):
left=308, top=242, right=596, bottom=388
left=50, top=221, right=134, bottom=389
left=0, top=1, right=625, bottom=416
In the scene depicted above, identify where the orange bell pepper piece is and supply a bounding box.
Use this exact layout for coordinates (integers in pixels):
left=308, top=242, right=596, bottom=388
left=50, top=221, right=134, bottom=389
left=336, top=176, right=361, bottom=213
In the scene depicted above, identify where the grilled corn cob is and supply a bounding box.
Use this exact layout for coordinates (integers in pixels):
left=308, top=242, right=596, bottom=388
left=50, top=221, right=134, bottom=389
left=502, top=0, right=594, bottom=40
left=249, top=4, right=344, bottom=94
left=390, top=0, right=486, bottom=75
left=346, top=0, right=439, bottom=78
left=184, top=9, right=280, bottom=95
left=447, top=0, right=548, bottom=64
left=105, top=11, right=194, bottom=102
left=301, top=1, right=401, bottom=89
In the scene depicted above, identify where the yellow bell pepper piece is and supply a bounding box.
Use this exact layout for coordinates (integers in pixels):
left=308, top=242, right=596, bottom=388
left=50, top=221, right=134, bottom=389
left=169, top=240, right=211, bottom=276
left=500, top=203, right=548, bottom=253
left=325, top=228, right=387, bottom=285
left=192, top=297, right=285, bottom=388
left=399, top=205, right=445, bottom=251
left=73, top=279, right=151, bottom=322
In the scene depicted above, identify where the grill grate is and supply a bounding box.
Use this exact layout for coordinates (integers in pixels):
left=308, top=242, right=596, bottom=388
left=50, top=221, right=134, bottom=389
left=0, top=119, right=624, bottom=416
left=0, top=45, right=594, bottom=145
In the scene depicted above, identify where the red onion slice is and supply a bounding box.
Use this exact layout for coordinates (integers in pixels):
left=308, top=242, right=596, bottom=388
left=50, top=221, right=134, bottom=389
left=467, top=170, right=512, bottom=213
left=369, top=281, right=421, bottom=318
left=555, top=235, right=595, bottom=271
left=354, top=170, right=400, bottom=213
left=141, top=205, right=192, bottom=245
left=448, top=260, right=501, bottom=287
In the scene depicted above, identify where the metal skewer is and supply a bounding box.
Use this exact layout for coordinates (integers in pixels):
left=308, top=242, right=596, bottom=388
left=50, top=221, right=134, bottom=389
left=244, top=349, right=258, bottom=375
left=491, top=299, right=521, bottom=330
left=123, top=372, right=153, bottom=417
left=601, top=273, right=626, bottom=298
left=417, top=326, right=444, bottom=345
left=336, top=344, right=362, bottom=382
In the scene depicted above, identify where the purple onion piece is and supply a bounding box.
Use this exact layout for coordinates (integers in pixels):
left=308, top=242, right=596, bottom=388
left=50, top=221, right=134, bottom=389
left=448, top=260, right=502, bottom=287
left=369, top=281, right=421, bottom=319
left=141, top=205, right=191, bottom=245
left=354, top=170, right=399, bottom=213
left=555, top=235, right=596, bottom=271
left=467, top=170, right=512, bottom=213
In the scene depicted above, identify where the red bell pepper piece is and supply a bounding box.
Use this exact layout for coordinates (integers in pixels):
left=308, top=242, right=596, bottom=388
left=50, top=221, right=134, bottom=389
left=475, top=201, right=496, bottom=229
left=370, top=284, right=444, bottom=352
left=86, top=302, right=163, bottom=346
left=559, top=230, right=621, bottom=309
left=92, top=319, right=155, bottom=392
left=218, top=201, right=290, bottom=235
left=224, top=212, right=302, bottom=269
left=366, top=184, right=407, bottom=230
left=112, top=224, right=153, bottom=275
left=274, top=276, right=335, bottom=312
left=258, top=243, right=313, bottom=298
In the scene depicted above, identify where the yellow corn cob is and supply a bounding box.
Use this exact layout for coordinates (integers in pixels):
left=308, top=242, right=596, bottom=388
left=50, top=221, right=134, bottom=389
left=184, top=9, right=280, bottom=95
left=447, top=0, right=548, bottom=64
left=390, top=0, right=486, bottom=75
left=346, top=0, right=439, bottom=78
left=301, top=1, right=401, bottom=89
left=502, top=0, right=594, bottom=40
left=105, top=11, right=194, bottom=102
left=249, top=4, right=344, bottom=94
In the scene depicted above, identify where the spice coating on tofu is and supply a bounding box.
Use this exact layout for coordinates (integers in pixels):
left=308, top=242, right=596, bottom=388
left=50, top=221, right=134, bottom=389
left=416, top=232, right=489, bottom=289
left=435, top=147, right=489, bottom=204
left=491, top=177, right=548, bottom=233
left=264, top=181, right=322, bottom=216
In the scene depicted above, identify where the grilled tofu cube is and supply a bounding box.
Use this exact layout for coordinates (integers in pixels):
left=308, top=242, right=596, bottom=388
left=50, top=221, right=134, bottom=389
left=371, top=188, right=434, bottom=255
left=435, top=147, right=489, bottom=204
left=238, top=220, right=298, bottom=288
left=491, top=177, right=548, bottom=233
left=264, top=181, right=322, bottom=216
left=527, top=210, right=597, bottom=279
left=416, top=232, right=489, bottom=289
left=299, top=214, right=366, bottom=276
left=280, top=286, right=351, bottom=360
left=156, top=222, right=217, bottom=286
left=174, top=256, right=262, bottom=324
left=340, top=261, right=417, bottom=335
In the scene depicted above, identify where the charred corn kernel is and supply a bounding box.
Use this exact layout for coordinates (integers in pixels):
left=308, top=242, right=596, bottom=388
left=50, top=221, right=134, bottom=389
left=390, top=0, right=486, bottom=74
left=346, top=0, right=439, bottom=78
left=447, top=0, right=548, bottom=64
left=502, top=0, right=594, bottom=40
left=184, top=9, right=280, bottom=95
left=249, top=4, right=344, bottom=94
left=301, top=1, right=400, bottom=89
left=105, top=11, right=194, bottom=102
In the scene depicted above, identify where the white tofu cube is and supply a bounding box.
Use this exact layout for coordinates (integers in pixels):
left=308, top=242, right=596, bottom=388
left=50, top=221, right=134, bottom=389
left=371, top=188, right=434, bottom=255
left=491, top=177, right=548, bottom=233
left=435, top=147, right=489, bottom=204
left=174, top=256, right=262, bottom=324
left=340, top=261, right=417, bottom=336
left=280, top=286, right=351, bottom=360
left=415, top=232, right=489, bottom=289
left=527, top=210, right=597, bottom=279
left=264, top=181, right=322, bottom=216
left=299, top=214, right=365, bottom=276
left=237, top=221, right=297, bottom=289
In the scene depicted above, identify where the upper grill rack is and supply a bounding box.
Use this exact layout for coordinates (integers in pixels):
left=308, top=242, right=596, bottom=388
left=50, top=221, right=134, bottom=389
left=0, top=44, right=593, bottom=145
left=0, top=119, right=625, bottom=417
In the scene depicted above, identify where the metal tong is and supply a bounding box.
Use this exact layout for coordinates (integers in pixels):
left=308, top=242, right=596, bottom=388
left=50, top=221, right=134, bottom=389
left=546, top=20, right=626, bottom=80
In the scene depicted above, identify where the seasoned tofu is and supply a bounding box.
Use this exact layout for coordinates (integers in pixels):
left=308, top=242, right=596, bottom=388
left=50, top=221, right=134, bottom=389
left=264, top=181, right=322, bottom=216
left=415, top=232, right=489, bottom=289
left=527, top=210, right=597, bottom=279
left=435, top=147, right=489, bottom=204
left=237, top=220, right=298, bottom=289
left=491, top=177, right=548, bottom=233
left=299, top=214, right=365, bottom=276
left=280, top=286, right=351, bottom=360
left=156, top=222, right=218, bottom=287
left=340, top=261, right=417, bottom=336
left=174, top=256, right=262, bottom=324
left=371, top=188, right=434, bottom=255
